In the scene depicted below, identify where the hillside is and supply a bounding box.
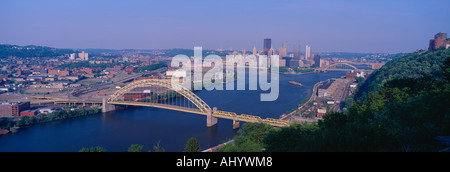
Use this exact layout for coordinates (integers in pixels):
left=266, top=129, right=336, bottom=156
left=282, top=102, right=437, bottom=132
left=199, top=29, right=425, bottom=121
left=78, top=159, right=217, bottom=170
left=354, top=48, right=450, bottom=103
left=0, top=44, right=75, bottom=58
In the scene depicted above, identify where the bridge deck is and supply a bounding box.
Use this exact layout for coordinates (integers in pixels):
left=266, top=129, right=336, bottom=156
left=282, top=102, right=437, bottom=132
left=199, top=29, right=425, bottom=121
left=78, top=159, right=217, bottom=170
left=109, top=101, right=206, bottom=115
left=109, top=101, right=289, bottom=127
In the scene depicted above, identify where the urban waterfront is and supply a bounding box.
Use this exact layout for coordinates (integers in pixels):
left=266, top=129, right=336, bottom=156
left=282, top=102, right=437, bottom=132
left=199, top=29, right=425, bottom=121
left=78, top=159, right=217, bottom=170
left=0, top=72, right=345, bottom=152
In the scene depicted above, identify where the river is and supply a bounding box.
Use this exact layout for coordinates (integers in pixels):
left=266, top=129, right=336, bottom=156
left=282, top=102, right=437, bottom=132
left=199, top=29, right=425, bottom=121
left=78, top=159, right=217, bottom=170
left=0, top=72, right=346, bottom=152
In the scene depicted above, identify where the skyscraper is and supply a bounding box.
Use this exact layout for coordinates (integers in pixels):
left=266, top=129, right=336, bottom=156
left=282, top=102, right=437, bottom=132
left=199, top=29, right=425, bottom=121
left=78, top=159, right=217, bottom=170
left=279, top=47, right=287, bottom=58
left=253, top=46, right=257, bottom=55
left=78, top=51, right=89, bottom=61
left=305, top=45, right=311, bottom=60
left=279, top=41, right=288, bottom=58
left=263, top=38, right=271, bottom=56
left=293, top=45, right=301, bottom=60
left=313, top=55, right=321, bottom=68
left=268, top=48, right=275, bottom=67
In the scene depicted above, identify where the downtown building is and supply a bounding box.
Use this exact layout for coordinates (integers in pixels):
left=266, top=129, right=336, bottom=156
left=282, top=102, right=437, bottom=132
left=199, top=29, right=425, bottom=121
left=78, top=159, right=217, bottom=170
left=263, top=38, right=271, bottom=56
left=288, top=44, right=302, bottom=68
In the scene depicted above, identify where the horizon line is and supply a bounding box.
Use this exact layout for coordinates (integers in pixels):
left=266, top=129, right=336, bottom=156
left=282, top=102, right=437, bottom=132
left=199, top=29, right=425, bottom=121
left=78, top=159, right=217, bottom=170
left=0, top=43, right=410, bottom=54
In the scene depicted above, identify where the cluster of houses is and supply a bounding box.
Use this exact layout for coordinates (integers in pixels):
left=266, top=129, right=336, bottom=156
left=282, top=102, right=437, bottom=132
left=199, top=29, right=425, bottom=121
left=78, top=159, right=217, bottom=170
left=0, top=56, right=139, bottom=91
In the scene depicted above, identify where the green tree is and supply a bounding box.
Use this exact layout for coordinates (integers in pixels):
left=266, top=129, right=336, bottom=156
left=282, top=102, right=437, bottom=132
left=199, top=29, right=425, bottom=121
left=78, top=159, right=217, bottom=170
left=0, top=117, right=14, bottom=129
left=153, top=142, right=165, bottom=152
left=219, top=123, right=274, bottom=152
left=184, top=137, right=200, bottom=152
left=263, top=122, right=320, bottom=152
left=128, top=144, right=145, bottom=152
left=79, top=146, right=107, bottom=152
left=16, top=116, right=35, bottom=126
left=220, top=138, right=263, bottom=152
left=239, top=122, right=273, bottom=145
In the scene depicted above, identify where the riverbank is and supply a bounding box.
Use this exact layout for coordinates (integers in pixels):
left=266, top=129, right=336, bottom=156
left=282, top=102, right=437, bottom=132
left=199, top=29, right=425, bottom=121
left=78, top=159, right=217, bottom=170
left=0, top=127, right=20, bottom=135
left=279, top=71, right=315, bottom=75
left=0, top=107, right=101, bottom=136
left=280, top=80, right=323, bottom=121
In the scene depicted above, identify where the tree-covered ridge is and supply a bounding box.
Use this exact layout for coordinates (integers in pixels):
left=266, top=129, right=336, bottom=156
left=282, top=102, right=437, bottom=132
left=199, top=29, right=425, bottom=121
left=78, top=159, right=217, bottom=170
left=0, top=44, right=76, bottom=58
left=354, top=48, right=450, bottom=103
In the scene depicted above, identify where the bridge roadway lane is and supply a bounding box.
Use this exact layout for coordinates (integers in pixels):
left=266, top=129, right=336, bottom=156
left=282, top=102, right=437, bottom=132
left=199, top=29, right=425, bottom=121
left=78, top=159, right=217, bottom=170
left=108, top=101, right=289, bottom=127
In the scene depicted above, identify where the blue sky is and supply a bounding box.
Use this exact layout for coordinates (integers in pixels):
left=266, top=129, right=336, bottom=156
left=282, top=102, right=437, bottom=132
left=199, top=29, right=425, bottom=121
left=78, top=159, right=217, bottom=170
left=0, top=0, right=449, bottom=53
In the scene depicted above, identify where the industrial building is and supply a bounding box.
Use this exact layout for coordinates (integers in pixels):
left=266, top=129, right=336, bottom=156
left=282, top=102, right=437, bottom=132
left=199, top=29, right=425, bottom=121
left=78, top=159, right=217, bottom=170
left=0, top=101, right=30, bottom=117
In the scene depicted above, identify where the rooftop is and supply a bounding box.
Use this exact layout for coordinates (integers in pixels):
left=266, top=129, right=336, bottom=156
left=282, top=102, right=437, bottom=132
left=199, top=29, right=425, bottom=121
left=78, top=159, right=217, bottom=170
left=0, top=101, right=29, bottom=106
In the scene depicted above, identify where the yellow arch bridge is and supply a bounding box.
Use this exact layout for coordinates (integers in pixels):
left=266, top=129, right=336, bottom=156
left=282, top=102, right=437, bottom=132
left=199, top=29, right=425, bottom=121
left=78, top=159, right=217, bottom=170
left=317, top=62, right=359, bottom=72
left=104, top=79, right=290, bottom=128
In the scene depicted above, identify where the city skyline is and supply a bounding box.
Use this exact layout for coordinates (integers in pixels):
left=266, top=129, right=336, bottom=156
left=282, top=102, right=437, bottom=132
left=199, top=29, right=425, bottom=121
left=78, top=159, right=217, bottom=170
left=1, top=0, right=449, bottom=53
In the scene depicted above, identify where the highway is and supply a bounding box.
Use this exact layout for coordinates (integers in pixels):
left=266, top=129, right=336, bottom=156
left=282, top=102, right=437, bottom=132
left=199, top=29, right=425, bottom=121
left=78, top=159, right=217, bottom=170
left=72, top=68, right=167, bottom=97
left=330, top=79, right=353, bottom=112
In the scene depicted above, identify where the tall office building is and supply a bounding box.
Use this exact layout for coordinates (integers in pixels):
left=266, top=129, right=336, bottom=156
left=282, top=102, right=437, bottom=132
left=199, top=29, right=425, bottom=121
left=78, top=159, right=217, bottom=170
left=305, top=45, right=311, bottom=60
left=78, top=51, right=89, bottom=61
left=279, top=47, right=287, bottom=58
left=268, top=48, right=276, bottom=67
left=263, top=38, right=271, bottom=55
left=279, top=42, right=287, bottom=58
left=253, top=46, right=257, bottom=55
left=293, top=45, right=301, bottom=60
left=313, top=55, right=321, bottom=68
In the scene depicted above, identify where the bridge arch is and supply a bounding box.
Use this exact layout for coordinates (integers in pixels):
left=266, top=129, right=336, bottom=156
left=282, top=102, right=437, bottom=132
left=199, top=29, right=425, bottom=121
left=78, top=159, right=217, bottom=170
left=323, top=63, right=359, bottom=71
left=106, top=79, right=289, bottom=127
left=108, top=79, right=211, bottom=113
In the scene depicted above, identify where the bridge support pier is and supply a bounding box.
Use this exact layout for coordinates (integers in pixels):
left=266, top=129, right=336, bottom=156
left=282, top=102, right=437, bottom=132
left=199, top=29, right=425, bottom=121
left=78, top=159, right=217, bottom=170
left=207, top=107, right=218, bottom=127
left=102, top=98, right=116, bottom=113
left=233, top=120, right=240, bottom=130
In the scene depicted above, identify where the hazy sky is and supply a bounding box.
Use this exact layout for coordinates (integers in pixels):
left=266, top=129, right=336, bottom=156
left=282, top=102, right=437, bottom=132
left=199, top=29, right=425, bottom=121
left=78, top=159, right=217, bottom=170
left=0, top=0, right=449, bottom=53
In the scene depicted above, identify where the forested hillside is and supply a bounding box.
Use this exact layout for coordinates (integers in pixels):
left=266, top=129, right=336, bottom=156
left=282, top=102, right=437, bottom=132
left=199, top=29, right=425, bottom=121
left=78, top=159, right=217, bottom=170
left=0, top=44, right=75, bottom=58
left=354, top=49, right=449, bottom=103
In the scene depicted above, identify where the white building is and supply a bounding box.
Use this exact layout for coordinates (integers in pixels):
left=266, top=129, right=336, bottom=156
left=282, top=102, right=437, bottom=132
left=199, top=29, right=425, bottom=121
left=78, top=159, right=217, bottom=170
left=356, top=71, right=365, bottom=78
left=39, top=108, right=56, bottom=114
left=305, top=45, right=311, bottom=60
left=69, top=53, right=76, bottom=60
left=166, top=70, right=187, bottom=78
left=78, top=51, right=89, bottom=61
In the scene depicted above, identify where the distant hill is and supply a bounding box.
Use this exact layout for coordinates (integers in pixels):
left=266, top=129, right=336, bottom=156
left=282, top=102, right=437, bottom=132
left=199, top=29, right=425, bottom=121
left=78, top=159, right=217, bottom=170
left=0, top=43, right=407, bottom=60
left=0, top=44, right=76, bottom=58
left=317, top=52, right=406, bottom=59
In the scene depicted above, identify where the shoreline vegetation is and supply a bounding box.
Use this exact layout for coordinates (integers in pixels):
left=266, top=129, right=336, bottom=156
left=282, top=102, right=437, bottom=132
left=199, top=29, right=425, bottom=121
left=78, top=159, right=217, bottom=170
left=0, top=107, right=101, bottom=136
